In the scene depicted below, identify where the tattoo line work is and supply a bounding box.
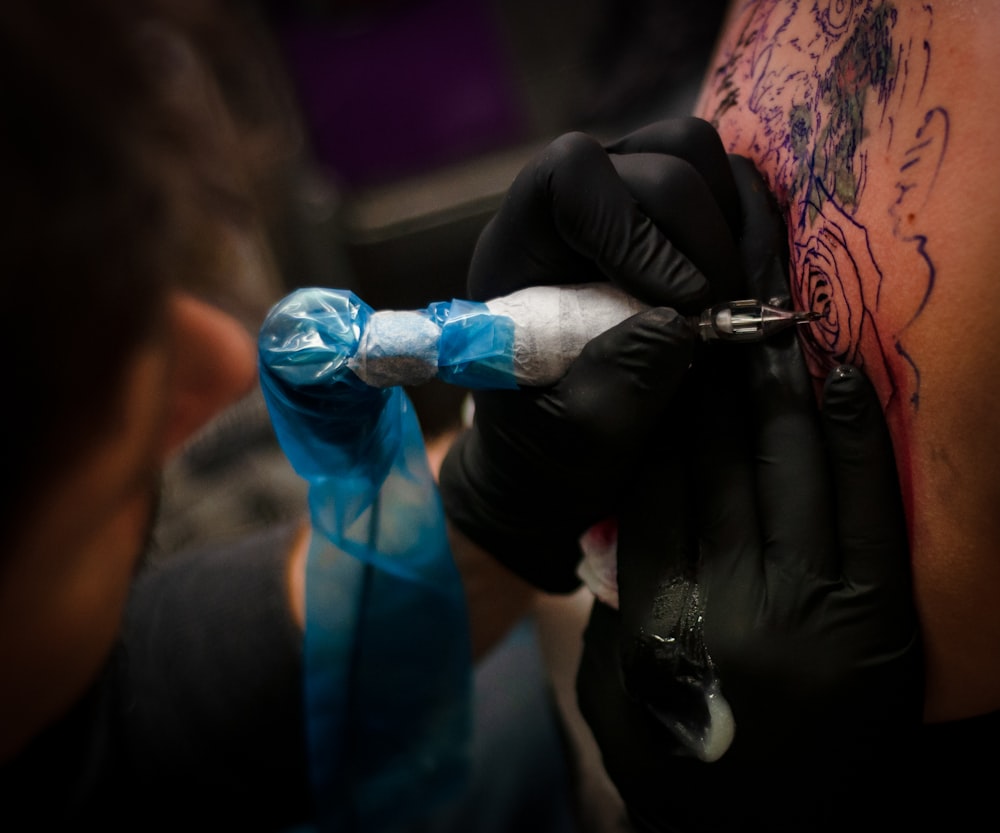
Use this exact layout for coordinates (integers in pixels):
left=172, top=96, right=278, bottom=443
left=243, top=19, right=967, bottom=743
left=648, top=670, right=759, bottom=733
left=700, top=1, right=947, bottom=414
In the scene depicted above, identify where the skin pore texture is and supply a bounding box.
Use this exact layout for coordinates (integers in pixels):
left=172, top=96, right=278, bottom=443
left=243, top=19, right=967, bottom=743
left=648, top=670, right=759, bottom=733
left=695, top=0, right=1000, bottom=721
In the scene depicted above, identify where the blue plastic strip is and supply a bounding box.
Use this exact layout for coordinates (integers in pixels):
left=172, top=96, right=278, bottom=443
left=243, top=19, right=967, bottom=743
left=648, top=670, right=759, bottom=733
left=258, top=288, right=473, bottom=831
left=427, top=298, right=519, bottom=389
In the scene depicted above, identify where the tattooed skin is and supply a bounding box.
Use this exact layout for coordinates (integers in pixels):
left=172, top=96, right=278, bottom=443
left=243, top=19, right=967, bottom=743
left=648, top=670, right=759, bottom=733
left=697, top=1, right=946, bottom=418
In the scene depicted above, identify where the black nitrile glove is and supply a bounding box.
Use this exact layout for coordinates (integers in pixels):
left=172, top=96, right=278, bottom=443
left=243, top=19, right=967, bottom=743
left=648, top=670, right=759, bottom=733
left=441, top=306, right=695, bottom=591
left=439, top=117, right=743, bottom=592
left=466, top=116, right=741, bottom=308
left=575, top=157, right=923, bottom=832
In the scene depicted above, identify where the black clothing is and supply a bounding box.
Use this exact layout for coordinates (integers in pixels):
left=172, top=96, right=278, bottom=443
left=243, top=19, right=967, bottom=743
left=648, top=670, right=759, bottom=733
left=1, top=522, right=311, bottom=831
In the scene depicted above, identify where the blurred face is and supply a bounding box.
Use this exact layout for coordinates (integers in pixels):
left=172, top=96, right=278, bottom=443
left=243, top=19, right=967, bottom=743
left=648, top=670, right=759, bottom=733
left=0, top=291, right=258, bottom=762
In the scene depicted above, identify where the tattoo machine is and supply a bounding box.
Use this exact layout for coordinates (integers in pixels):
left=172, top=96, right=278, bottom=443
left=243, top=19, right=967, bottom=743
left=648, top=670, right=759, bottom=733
left=259, top=284, right=819, bottom=392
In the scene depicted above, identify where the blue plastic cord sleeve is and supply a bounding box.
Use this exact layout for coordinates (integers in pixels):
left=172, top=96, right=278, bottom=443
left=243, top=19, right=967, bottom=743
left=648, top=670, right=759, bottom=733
left=258, top=287, right=473, bottom=831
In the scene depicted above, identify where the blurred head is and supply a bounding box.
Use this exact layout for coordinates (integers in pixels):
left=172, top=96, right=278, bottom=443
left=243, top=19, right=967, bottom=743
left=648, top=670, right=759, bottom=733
left=0, top=0, right=293, bottom=759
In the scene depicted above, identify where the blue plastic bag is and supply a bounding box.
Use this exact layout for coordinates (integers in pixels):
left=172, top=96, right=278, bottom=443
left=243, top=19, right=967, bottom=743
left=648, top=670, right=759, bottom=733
left=259, top=288, right=474, bottom=832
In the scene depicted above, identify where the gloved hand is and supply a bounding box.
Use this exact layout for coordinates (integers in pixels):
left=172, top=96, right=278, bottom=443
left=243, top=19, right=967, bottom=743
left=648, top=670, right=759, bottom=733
left=439, top=117, right=742, bottom=592
left=466, top=116, right=742, bottom=307
left=575, top=157, right=923, bottom=832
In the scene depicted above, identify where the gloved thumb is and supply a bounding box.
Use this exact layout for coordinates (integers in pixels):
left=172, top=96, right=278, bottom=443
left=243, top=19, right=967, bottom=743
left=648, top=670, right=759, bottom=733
left=554, top=306, right=694, bottom=437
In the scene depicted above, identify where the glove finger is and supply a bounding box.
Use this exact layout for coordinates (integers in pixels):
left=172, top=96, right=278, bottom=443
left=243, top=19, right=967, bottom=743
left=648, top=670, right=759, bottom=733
left=688, top=352, right=762, bottom=582
left=616, top=413, right=697, bottom=638
left=820, top=365, right=910, bottom=592
left=747, top=333, right=836, bottom=583
left=583, top=310, right=718, bottom=725
left=682, top=151, right=761, bottom=548
left=470, top=131, right=709, bottom=308
left=439, top=307, right=694, bottom=593
left=606, top=116, right=742, bottom=237
left=616, top=422, right=720, bottom=737
left=438, top=417, right=587, bottom=592
left=576, top=601, right=667, bottom=801
left=553, top=307, right=694, bottom=604
left=576, top=601, right=750, bottom=833
left=610, top=152, right=743, bottom=307
left=467, top=180, right=603, bottom=301
left=577, top=601, right=703, bottom=813
left=753, top=361, right=837, bottom=585
left=731, top=155, right=837, bottom=581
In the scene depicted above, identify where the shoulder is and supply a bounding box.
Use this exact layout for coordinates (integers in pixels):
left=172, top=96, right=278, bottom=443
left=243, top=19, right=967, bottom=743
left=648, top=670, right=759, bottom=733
left=696, top=0, right=1000, bottom=719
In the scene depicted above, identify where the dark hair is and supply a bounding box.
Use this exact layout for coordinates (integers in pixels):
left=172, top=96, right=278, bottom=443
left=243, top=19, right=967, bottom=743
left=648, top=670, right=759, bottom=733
left=0, top=0, right=287, bottom=545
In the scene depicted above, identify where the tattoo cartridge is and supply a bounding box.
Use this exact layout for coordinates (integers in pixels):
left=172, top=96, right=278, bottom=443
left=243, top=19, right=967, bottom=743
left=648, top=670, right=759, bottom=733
left=690, top=299, right=820, bottom=342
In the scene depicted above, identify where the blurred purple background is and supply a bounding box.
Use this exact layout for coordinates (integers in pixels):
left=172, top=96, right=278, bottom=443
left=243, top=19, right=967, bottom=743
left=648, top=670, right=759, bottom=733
left=277, top=0, right=527, bottom=188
